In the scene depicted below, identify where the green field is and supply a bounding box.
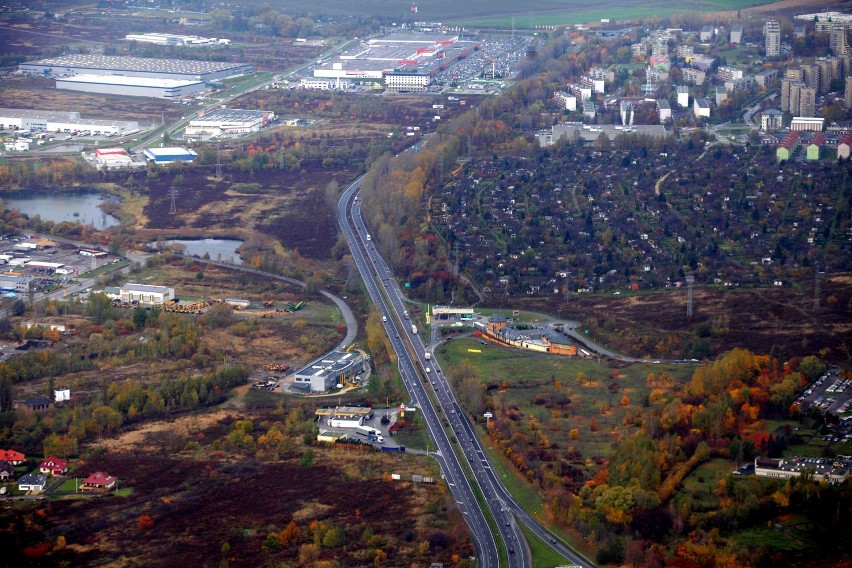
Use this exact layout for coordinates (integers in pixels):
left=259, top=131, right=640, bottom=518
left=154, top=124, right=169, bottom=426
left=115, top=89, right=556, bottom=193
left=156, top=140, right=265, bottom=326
left=521, top=524, right=573, bottom=568
left=246, top=0, right=771, bottom=26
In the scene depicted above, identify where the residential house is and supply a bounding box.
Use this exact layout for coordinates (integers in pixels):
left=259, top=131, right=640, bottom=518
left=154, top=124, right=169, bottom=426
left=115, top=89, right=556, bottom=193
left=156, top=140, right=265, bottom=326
left=81, top=471, right=117, bottom=492
left=776, top=132, right=799, bottom=161
left=0, top=460, right=13, bottom=481
left=0, top=449, right=25, bottom=465
left=17, top=472, right=47, bottom=493
left=806, top=133, right=826, bottom=160
left=837, top=132, right=852, bottom=158
left=39, top=456, right=68, bottom=476
left=16, top=396, right=53, bottom=413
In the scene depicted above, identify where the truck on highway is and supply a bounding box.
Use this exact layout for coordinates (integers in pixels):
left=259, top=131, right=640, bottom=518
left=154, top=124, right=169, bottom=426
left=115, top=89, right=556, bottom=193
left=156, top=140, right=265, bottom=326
left=411, top=324, right=417, bottom=334
left=424, top=352, right=430, bottom=360
left=355, top=426, right=383, bottom=443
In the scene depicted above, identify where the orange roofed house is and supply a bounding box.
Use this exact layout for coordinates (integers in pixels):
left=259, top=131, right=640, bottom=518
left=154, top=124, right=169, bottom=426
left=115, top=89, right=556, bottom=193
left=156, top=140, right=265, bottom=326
left=0, top=449, right=25, bottom=465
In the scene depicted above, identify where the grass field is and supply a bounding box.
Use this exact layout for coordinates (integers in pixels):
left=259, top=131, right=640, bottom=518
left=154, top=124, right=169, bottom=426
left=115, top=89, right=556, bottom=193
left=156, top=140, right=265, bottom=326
left=249, top=0, right=770, bottom=25
left=520, top=524, right=571, bottom=568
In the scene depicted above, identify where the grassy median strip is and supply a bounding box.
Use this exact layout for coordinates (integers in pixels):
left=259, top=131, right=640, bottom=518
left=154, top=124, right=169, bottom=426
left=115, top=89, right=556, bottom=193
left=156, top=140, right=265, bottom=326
left=520, top=523, right=570, bottom=568
left=424, top=385, right=508, bottom=568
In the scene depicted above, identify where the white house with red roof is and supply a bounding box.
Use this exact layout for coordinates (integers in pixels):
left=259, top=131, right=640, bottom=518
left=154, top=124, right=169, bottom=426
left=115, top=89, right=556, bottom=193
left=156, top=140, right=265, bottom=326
left=38, top=456, right=68, bottom=476
left=81, top=471, right=117, bottom=492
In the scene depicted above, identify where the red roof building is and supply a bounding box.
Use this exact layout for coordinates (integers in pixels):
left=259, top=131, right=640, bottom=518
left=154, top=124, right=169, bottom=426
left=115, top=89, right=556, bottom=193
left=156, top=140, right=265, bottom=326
left=0, top=449, right=25, bottom=465
left=81, top=471, right=117, bottom=491
left=38, top=456, right=68, bottom=476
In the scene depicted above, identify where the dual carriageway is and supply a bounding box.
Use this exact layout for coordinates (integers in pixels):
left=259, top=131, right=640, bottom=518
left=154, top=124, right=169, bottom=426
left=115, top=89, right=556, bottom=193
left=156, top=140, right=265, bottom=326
left=338, top=176, right=594, bottom=568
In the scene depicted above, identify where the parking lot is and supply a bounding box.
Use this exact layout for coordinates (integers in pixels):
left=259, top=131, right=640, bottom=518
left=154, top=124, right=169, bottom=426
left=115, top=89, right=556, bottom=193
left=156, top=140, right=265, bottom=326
left=0, top=235, right=120, bottom=297
left=795, top=365, right=851, bottom=417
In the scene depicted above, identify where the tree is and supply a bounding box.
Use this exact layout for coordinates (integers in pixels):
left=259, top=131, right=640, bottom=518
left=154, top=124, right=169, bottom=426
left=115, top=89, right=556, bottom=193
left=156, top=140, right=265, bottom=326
left=0, top=377, right=12, bottom=412
left=11, top=299, right=26, bottom=316
left=577, top=371, right=587, bottom=385
left=43, top=433, right=78, bottom=459
left=299, top=447, right=314, bottom=467
left=109, top=236, right=124, bottom=256
left=86, top=293, right=114, bottom=325
left=798, top=356, right=825, bottom=383
left=137, top=514, right=154, bottom=530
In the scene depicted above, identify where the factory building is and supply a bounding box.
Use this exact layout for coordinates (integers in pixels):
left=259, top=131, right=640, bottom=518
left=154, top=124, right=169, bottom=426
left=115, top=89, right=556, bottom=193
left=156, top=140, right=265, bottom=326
left=94, top=148, right=135, bottom=168
left=125, top=33, right=231, bottom=46
left=0, top=108, right=139, bottom=135
left=294, top=350, right=366, bottom=393
left=19, top=54, right=253, bottom=82
left=56, top=75, right=206, bottom=99
left=143, top=147, right=198, bottom=164
left=185, top=108, right=275, bottom=140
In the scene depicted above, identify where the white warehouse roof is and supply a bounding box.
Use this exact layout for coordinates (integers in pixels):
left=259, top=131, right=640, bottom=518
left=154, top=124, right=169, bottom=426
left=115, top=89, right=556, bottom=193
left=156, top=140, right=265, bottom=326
left=56, top=74, right=203, bottom=88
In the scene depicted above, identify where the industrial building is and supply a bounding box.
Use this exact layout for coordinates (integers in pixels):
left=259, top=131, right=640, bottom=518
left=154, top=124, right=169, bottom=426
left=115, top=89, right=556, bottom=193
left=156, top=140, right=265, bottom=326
left=94, top=148, right=136, bottom=168
left=313, top=32, right=480, bottom=92
left=19, top=54, right=253, bottom=82
left=536, top=122, right=668, bottom=146
left=143, top=147, right=198, bottom=164
left=185, top=108, right=275, bottom=140
left=125, top=33, right=230, bottom=46
left=0, top=108, right=139, bottom=135
left=56, top=75, right=206, bottom=99
left=754, top=456, right=849, bottom=485
left=294, top=350, right=366, bottom=392
left=118, top=283, right=175, bottom=305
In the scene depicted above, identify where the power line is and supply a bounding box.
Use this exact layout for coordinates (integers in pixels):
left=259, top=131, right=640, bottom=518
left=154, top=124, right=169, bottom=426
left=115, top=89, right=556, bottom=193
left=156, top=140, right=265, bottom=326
left=169, top=187, right=178, bottom=215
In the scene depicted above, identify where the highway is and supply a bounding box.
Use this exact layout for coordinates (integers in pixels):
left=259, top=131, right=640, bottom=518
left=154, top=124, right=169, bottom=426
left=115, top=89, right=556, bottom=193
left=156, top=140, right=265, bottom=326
left=337, top=177, right=503, bottom=568
left=339, top=177, right=596, bottom=567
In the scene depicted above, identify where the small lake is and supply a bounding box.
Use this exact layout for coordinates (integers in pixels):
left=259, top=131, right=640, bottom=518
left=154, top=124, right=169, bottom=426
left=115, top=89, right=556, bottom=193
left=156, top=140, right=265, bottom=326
left=4, top=191, right=120, bottom=230
left=157, top=238, right=244, bottom=265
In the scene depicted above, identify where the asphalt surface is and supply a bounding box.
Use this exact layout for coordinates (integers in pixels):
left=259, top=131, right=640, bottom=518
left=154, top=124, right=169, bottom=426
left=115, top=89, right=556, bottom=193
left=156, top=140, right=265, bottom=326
left=337, top=177, right=502, bottom=568
left=339, top=177, right=596, bottom=567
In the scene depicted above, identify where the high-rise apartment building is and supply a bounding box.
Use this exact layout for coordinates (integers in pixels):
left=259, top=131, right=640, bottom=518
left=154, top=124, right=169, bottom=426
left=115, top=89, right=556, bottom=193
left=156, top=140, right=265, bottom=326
left=846, top=76, right=852, bottom=108
left=798, top=87, right=816, bottom=117
left=765, top=19, right=781, bottom=56
left=831, top=23, right=848, bottom=55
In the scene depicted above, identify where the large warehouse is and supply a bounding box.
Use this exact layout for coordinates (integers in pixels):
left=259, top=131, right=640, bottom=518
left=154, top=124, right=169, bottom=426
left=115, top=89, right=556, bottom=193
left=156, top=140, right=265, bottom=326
left=0, top=108, right=139, bottom=135
left=56, top=75, right=206, bottom=99
left=143, top=147, right=198, bottom=164
left=313, top=32, right=480, bottom=92
left=184, top=108, right=275, bottom=140
left=19, top=54, right=253, bottom=82
left=294, top=351, right=366, bottom=393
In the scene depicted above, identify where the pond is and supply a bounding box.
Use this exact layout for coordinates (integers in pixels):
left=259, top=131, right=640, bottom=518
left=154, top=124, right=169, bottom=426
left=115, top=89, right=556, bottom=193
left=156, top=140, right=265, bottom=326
left=4, top=191, right=120, bottom=230
left=157, top=238, right=244, bottom=265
